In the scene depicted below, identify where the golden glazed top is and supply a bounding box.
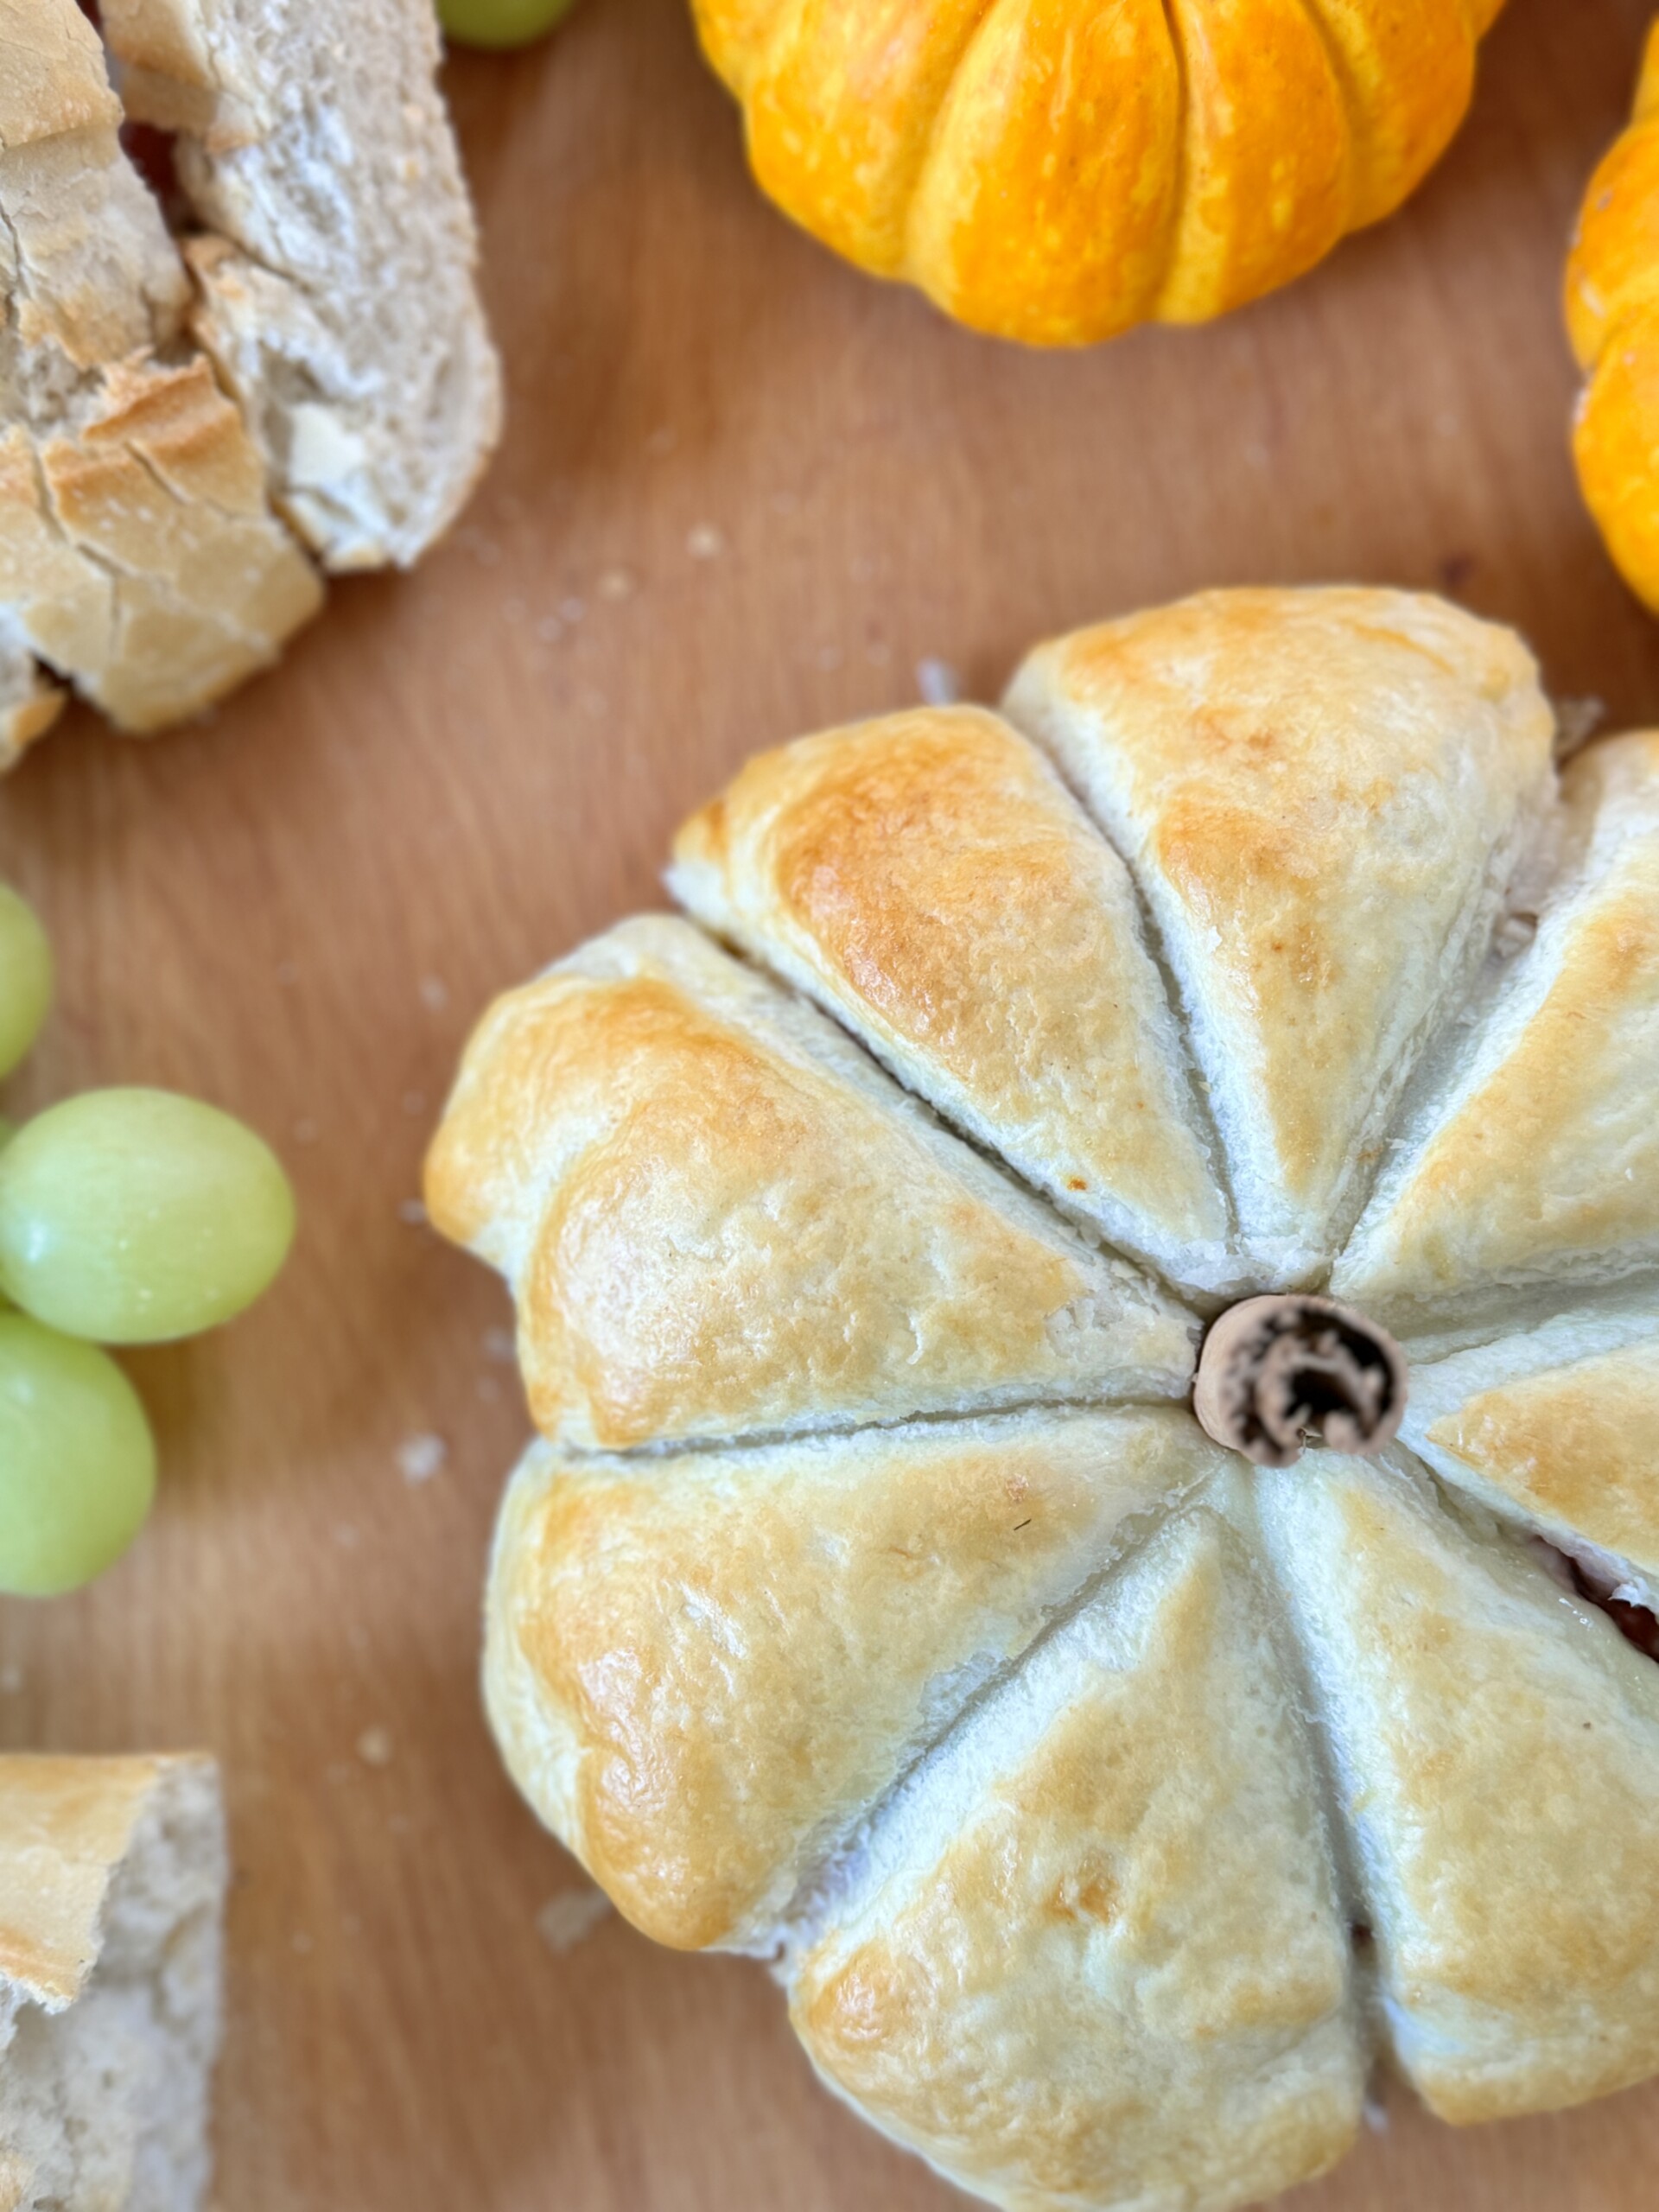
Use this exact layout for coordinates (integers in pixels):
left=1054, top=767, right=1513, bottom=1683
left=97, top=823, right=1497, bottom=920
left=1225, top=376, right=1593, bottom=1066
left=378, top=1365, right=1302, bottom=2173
left=429, top=588, right=1659, bottom=2212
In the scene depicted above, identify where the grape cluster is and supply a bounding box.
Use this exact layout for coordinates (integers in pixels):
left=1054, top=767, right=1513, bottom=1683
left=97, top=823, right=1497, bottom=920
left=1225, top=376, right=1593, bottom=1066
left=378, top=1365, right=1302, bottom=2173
left=0, top=887, right=296, bottom=1597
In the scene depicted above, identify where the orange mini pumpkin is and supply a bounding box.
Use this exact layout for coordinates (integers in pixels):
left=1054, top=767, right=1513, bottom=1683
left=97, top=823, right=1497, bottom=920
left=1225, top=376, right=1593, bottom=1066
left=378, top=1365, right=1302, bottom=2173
left=692, top=0, right=1508, bottom=345
left=1567, top=23, right=1659, bottom=613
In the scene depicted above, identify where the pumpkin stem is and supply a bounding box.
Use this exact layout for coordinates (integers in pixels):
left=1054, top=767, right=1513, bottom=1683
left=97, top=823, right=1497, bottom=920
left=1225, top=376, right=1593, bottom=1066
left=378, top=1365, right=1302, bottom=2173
left=1193, top=1294, right=1407, bottom=1468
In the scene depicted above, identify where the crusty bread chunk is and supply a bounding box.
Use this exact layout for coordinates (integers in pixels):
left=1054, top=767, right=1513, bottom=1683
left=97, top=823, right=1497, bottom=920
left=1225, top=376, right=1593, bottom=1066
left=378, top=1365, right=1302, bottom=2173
left=0, top=0, right=499, bottom=753
left=0, top=357, right=324, bottom=739
left=0, top=0, right=186, bottom=422
left=0, top=0, right=321, bottom=748
left=104, top=0, right=504, bottom=571
left=0, top=1753, right=227, bottom=2212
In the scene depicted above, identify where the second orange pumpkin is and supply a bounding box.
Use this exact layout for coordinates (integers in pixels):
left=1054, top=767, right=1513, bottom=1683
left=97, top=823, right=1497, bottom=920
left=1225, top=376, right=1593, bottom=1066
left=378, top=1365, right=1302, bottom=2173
left=1567, top=23, right=1659, bottom=615
left=693, top=0, right=1508, bottom=346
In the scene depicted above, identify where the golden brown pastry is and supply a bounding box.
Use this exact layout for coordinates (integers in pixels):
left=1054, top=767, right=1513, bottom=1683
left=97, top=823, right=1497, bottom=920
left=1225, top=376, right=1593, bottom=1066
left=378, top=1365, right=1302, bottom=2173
left=429, top=588, right=1659, bottom=2212
left=669, top=705, right=1236, bottom=1294
left=486, top=1407, right=1233, bottom=1950
left=792, top=1497, right=1363, bottom=2212
left=1004, top=588, right=1559, bottom=1281
left=425, top=914, right=1197, bottom=1449
left=1335, top=730, right=1659, bottom=1333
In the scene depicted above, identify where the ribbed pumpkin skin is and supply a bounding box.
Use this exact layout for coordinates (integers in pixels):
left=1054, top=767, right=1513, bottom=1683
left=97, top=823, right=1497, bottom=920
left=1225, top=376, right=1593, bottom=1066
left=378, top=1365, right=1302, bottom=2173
left=694, top=0, right=1507, bottom=345
left=1567, top=25, right=1659, bottom=613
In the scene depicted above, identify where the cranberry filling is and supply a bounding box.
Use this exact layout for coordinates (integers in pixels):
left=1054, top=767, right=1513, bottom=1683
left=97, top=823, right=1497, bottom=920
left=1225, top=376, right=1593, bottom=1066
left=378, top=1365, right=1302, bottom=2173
left=1535, top=1539, right=1659, bottom=1664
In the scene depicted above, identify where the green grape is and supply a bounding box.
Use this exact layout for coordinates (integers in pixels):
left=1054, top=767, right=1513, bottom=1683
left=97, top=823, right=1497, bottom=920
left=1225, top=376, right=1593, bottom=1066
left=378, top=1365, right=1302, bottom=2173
left=0, top=1315, right=155, bottom=1595
left=0, top=1088, right=296, bottom=1344
left=0, top=884, right=52, bottom=1081
left=438, top=0, right=577, bottom=50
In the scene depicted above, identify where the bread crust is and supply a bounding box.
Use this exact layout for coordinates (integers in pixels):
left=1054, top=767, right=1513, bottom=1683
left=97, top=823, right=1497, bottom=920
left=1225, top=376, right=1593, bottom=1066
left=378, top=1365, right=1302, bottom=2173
left=0, top=1752, right=226, bottom=2212
left=1404, top=1296, right=1659, bottom=1597
left=1005, top=588, right=1558, bottom=1279
left=486, top=1408, right=1231, bottom=1952
left=0, top=359, right=322, bottom=733
left=1335, top=730, right=1659, bottom=1329
left=0, top=1756, right=168, bottom=2011
left=427, top=916, right=1196, bottom=1450
left=0, top=0, right=496, bottom=746
left=438, top=589, right=1659, bottom=2212
left=670, top=706, right=1237, bottom=1295
left=791, top=1501, right=1363, bottom=2211
left=1259, top=1457, right=1659, bottom=2124
left=103, top=0, right=502, bottom=571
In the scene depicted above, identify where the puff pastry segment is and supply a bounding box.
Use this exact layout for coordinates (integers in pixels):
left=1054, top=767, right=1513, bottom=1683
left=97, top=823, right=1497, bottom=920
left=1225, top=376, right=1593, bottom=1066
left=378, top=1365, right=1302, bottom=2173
left=1256, top=1453, right=1659, bottom=2124
left=791, top=1497, right=1363, bottom=2212
left=670, top=707, right=1236, bottom=1296
left=424, top=915, right=1196, bottom=1450
left=485, top=1407, right=1230, bottom=1953
left=1336, top=730, right=1659, bottom=1332
left=1003, top=588, right=1557, bottom=1282
left=1403, top=1294, right=1659, bottom=1605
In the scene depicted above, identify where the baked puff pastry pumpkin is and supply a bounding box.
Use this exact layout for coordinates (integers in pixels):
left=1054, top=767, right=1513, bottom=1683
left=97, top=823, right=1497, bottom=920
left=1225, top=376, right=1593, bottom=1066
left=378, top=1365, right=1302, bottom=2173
left=690, top=0, right=1509, bottom=345
left=1567, top=22, right=1659, bottom=613
left=428, top=587, right=1659, bottom=2212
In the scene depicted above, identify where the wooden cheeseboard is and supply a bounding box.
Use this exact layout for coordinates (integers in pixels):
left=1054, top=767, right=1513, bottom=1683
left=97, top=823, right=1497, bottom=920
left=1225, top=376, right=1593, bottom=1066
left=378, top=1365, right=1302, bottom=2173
left=3, top=0, right=1658, bottom=2202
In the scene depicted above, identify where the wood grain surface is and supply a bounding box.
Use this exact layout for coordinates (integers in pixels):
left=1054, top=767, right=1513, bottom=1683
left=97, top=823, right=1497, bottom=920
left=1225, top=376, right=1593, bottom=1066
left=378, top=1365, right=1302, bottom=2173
left=3, top=1, right=1658, bottom=2206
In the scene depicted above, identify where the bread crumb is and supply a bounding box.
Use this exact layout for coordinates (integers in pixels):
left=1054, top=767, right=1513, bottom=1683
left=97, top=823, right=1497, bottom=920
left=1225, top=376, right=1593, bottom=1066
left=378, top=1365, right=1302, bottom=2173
left=916, top=658, right=962, bottom=707
left=1362, top=2094, right=1389, bottom=2134
left=537, top=1887, right=612, bottom=1954
left=481, top=1325, right=517, bottom=1363
left=687, top=524, right=725, bottom=561
left=558, top=596, right=586, bottom=624
left=597, top=569, right=636, bottom=601
left=356, top=1726, right=395, bottom=1768
left=1554, top=695, right=1604, bottom=759
left=418, top=975, right=448, bottom=1011
left=398, top=1198, right=429, bottom=1226
left=397, top=1433, right=447, bottom=1484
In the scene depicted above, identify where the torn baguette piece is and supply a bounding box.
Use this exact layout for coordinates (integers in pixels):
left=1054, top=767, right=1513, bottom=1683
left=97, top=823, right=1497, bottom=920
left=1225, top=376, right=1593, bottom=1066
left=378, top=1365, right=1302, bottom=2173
left=0, top=1752, right=227, bottom=2212
left=103, top=0, right=504, bottom=572
left=0, top=0, right=321, bottom=743
left=0, top=0, right=499, bottom=753
left=0, top=0, right=187, bottom=420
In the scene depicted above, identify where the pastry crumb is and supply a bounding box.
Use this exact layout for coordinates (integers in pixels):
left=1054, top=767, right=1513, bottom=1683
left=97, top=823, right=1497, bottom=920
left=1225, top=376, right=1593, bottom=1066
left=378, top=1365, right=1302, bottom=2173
left=397, top=1433, right=447, bottom=1484
left=916, top=657, right=962, bottom=707
left=356, top=1726, right=395, bottom=1768
left=537, top=1887, right=612, bottom=1955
